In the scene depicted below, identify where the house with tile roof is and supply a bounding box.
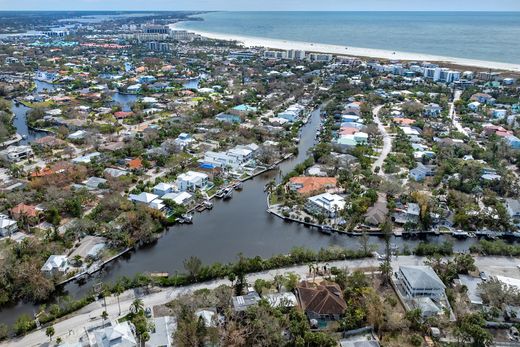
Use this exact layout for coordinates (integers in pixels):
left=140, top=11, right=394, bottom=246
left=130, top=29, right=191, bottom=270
left=296, top=280, right=347, bottom=321
left=288, top=177, right=337, bottom=196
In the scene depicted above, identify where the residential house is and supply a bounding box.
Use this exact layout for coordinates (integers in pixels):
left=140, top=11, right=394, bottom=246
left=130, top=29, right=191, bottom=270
left=146, top=316, right=176, bottom=347
left=128, top=192, right=164, bottom=211
left=10, top=203, right=41, bottom=223
left=409, top=163, right=431, bottom=182
left=162, top=192, right=193, bottom=206
left=215, top=113, right=241, bottom=124
left=153, top=182, right=176, bottom=197
left=176, top=171, right=209, bottom=191
left=288, top=177, right=337, bottom=195
left=296, top=280, right=347, bottom=321
left=232, top=291, right=261, bottom=312
left=41, top=255, right=69, bottom=276
left=398, top=266, right=446, bottom=298
left=424, top=103, right=442, bottom=117
left=0, top=145, right=33, bottom=162
left=92, top=321, right=137, bottom=347
left=305, top=193, right=346, bottom=218
left=505, top=135, right=520, bottom=150
left=0, top=214, right=18, bottom=237
left=174, top=133, right=195, bottom=148
left=506, top=198, right=520, bottom=226
left=364, top=194, right=388, bottom=226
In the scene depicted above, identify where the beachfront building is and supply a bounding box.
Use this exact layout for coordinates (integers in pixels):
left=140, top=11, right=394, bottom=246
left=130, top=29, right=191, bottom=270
left=305, top=193, right=346, bottom=218
left=176, top=171, right=209, bottom=192
left=307, top=53, right=333, bottom=63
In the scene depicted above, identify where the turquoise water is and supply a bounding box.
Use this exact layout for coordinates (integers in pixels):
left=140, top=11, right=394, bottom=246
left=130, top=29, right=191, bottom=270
left=179, top=12, right=520, bottom=64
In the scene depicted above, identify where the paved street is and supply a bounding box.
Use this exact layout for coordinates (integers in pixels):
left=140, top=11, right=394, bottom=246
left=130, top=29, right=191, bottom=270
left=7, top=255, right=520, bottom=346
left=372, top=105, right=392, bottom=175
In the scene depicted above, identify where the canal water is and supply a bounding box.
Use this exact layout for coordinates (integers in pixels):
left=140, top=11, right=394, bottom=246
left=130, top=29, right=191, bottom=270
left=0, top=104, right=478, bottom=325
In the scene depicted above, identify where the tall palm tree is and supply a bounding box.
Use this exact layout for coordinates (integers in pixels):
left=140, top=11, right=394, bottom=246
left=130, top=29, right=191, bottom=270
left=114, top=283, right=124, bottom=316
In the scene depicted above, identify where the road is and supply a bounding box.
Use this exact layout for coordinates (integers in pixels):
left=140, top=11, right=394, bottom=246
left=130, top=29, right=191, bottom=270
left=450, top=89, right=468, bottom=137
left=372, top=105, right=392, bottom=175
left=8, top=255, right=520, bottom=346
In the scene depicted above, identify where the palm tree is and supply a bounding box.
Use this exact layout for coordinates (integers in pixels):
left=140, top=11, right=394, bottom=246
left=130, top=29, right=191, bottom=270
left=130, top=298, right=144, bottom=315
left=114, top=283, right=124, bottom=316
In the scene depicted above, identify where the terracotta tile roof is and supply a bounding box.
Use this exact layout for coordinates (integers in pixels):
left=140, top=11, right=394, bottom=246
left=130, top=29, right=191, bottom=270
left=296, top=280, right=347, bottom=316
left=10, top=203, right=39, bottom=219
left=128, top=158, right=143, bottom=170
left=393, top=117, right=416, bottom=125
left=289, top=177, right=337, bottom=195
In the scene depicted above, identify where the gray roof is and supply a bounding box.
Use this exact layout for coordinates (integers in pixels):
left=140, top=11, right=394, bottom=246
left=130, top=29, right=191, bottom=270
left=146, top=316, right=176, bottom=347
left=400, top=266, right=445, bottom=290
left=232, top=291, right=261, bottom=312
left=407, top=203, right=420, bottom=216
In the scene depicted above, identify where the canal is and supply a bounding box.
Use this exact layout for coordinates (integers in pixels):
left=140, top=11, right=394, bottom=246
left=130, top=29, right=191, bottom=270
left=0, top=103, right=479, bottom=325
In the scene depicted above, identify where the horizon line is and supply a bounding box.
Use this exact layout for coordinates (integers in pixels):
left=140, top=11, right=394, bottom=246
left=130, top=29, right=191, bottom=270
left=1, top=10, right=520, bottom=12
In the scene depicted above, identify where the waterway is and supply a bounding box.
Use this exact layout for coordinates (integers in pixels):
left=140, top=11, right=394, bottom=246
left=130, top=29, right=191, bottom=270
left=0, top=104, right=481, bottom=325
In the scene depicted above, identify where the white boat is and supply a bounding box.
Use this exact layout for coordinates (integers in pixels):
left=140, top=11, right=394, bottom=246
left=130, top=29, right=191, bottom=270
left=223, top=188, right=233, bottom=200
left=320, top=225, right=332, bottom=234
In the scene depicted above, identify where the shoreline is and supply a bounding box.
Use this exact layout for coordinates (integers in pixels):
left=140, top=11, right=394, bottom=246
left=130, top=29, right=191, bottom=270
left=171, top=22, right=520, bottom=73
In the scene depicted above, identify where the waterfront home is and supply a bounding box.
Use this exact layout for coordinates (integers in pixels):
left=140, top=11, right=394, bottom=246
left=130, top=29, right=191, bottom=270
left=153, top=182, right=176, bottom=197
left=364, top=194, right=389, bottom=227
left=0, top=214, right=18, bottom=237
left=41, top=255, right=69, bottom=276
left=162, top=191, right=193, bottom=206
left=288, top=176, right=337, bottom=196
left=305, top=192, right=346, bottom=218
left=232, top=291, right=261, bottom=312
left=0, top=145, right=33, bottom=162
left=176, top=171, right=209, bottom=192
left=296, top=280, right=347, bottom=321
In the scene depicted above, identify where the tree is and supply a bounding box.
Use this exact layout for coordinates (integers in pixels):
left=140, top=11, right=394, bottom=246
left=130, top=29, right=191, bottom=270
left=455, top=313, right=493, bottom=347
left=114, top=282, right=125, bottom=316
left=14, top=314, right=34, bottom=335
left=130, top=298, right=144, bottom=315
left=45, top=326, right=55, bottom=341
left=183, top=256, right=202, bottom=280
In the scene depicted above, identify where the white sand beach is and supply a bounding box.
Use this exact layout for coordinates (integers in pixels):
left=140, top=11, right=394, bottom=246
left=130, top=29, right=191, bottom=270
left=171, top=23, right=520, bottom=72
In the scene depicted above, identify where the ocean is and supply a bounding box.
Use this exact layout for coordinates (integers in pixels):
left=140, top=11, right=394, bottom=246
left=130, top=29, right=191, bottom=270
left=177, top=11, right=520, bottom=65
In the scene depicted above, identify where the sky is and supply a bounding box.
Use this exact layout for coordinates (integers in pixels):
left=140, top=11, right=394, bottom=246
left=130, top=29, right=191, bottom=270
left=1, top=0, right=520, bottom=11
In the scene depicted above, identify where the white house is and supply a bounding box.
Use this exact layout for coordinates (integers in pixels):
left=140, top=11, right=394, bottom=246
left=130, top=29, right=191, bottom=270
left=153, top=182, right=176, bottom=197
left=176, top=171, right=209, bottom=192
left=162, top=191, right=193, bottom=206
left=128, top=192, right=165, bottom=211
left=41, top=255, right=69, bottom=275
left=305, top=193, right=346, bottom=218
left=398, top=266, right=445, bottom=298
left=92, top=321, right=137, bottom=347
left=0, top=214, right=18, bottom=237
left=174, top=133, right=195, bottom=148
left=203, top=151, right=242, bottom=169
